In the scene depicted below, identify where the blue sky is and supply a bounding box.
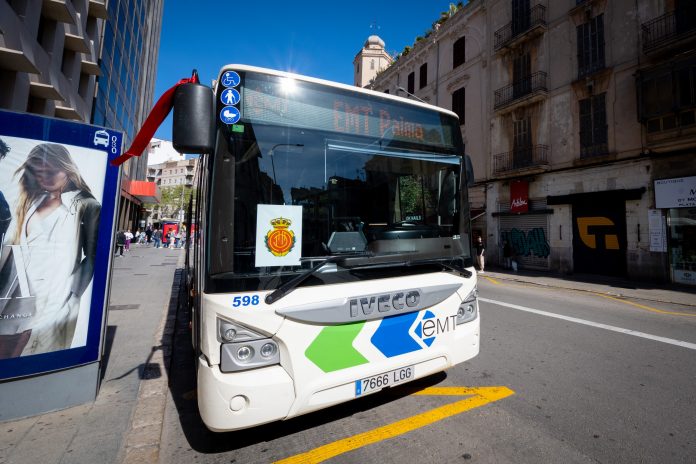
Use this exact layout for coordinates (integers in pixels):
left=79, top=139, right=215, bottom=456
left=153, top=1, right=460, bottom=139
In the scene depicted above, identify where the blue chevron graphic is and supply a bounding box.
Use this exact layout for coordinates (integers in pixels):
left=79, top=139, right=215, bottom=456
left=371, top=312, right=422, bottom=357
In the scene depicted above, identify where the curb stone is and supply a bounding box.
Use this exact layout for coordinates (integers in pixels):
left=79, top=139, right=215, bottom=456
left=120, top=252, right=185, bottom=464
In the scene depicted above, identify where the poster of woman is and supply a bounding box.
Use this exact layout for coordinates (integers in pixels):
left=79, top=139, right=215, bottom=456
left=0, top=137, right=107, bottom=360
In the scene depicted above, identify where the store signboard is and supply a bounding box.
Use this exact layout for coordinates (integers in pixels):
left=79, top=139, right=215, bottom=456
left=510, top=180, right=529, bottom=213
left=648, top=209, right=667, bottom=253
left=654, top=176, right=696, bottom=208
left=674, top=270, right=696, bottom=286
left=0, top=110, right=120, bottom=380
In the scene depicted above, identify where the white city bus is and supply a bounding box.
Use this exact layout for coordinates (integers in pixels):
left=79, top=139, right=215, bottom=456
left=173, top=65, right=479, bottom=432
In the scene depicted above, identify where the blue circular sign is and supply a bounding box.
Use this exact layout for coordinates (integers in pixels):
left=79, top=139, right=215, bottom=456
left=220, top=106, right=241, bottom=124
left=221, top=88, right=240, bottom=106
left=220, top=71, right=240, bottom=88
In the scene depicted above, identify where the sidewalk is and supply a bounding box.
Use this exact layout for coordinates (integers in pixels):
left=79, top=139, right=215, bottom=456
left=479, top=265, right=696, bottom=308
left=0, top=245, right=185, bottom=464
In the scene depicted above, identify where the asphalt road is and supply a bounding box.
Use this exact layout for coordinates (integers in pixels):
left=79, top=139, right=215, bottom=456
left=160, top=276, right=696, bottom=463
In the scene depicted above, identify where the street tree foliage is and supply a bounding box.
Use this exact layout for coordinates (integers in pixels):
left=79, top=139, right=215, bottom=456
left=399, top=175, right=434, bottom=219
left=145, top=185, right=196, bottom=221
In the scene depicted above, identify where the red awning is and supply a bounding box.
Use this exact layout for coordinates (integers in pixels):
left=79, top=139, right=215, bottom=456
left=127, top=180, right=160, bottom=203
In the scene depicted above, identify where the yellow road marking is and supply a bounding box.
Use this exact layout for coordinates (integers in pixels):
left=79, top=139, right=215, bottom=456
left=275, top=386, right=514, bottom=464
left=481, top=275, right=694, bottom=318
left=591, top=292, right=696, bottom=317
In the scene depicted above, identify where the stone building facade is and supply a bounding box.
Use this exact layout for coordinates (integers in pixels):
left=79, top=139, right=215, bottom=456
left=366, top=0, right=696, bottom=285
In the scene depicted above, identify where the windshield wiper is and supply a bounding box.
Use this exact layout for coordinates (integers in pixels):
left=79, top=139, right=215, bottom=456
left=408, top=258, right=473, bottom=278
left=264, top=252, right=373, bottom=305
left=346, top=256, right=473, bottom=278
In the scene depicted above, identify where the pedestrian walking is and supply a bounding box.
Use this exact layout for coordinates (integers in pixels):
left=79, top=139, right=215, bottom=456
left=115, top=230, right=126, bottom=257
left=474, top=236, right=485, bottom=273
left=124, top=229, right=133, bottom=252
left=145, top=226, right=153, bottom=245
left=153, top=228, right=162, bottom=248
left=174, top=230, right=181, bottom=249
left=503, top=240, right=512, bottom=269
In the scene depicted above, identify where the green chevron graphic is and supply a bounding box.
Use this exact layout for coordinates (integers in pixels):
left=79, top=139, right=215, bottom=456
left=305, top=322, right=368, bottom=372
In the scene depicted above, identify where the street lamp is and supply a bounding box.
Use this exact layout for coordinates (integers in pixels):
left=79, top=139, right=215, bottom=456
left=268, top=143, right=304, bottom=185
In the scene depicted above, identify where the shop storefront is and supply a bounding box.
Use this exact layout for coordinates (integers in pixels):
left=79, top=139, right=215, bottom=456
left=548, top=188, right=646, bottom=277
left=655, top=176, right=696, bottom=286
left=495, top=181, right=552, bottom=270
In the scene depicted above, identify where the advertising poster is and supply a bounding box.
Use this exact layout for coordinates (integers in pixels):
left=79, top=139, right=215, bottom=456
left=0, top=110, right=120, bottom=380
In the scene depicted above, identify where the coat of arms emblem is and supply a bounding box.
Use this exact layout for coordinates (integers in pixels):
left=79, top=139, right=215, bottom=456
left=264, top=217, right=296, bottom=257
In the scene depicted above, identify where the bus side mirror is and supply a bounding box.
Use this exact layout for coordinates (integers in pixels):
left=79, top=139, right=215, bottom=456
left=173, top=83, right=215, bottom=154
left=464, top=154, right=475, bottom=187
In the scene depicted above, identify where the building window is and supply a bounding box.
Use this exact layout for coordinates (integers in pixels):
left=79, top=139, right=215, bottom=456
left=453, top=36, right=466, bottom=68
left=512, top=53, right=531, bottom=97
left=513, top=117, right=532, bottom=168
left=579, top=93, right=608, bottom=157
left=577, top=14, right=605, bottom=78
left=512, top=0, right=531, bottom=36
left=452, top=87, right=465, bottom=125
left=639, top=57, right=696, bottom=133
left=419, top=63, right=428, bottom=89
left=371, top=59, right=375, bottom=70
left=407, top=72, right=415, bottom=94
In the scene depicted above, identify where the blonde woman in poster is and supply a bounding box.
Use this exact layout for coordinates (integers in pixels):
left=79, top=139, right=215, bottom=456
left=10, top=143, right=100, bottom=356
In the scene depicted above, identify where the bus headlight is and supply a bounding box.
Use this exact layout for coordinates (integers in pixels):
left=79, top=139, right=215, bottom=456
left=457, top=288, right=478, bottom=325
left=260, top=342, right=277, bottom=358
left=236, top=345, right=254, bottom=361
left=217, top=318, right=265, bottom=343
left=222, top=328, right=237, bottom=342
left=221, top=340, right=280, bottom=372
left=217, top=318, right=281, bottom=372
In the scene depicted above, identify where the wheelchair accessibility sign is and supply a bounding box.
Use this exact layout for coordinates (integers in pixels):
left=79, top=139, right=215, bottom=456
left=220, top=71, right=240, bottom=88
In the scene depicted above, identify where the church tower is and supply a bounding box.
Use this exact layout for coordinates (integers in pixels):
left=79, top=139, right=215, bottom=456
left=353, top=35, right=393, bottom=87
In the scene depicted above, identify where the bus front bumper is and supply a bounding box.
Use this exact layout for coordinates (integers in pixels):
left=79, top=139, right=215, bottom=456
left=197, top=357, right=294, bottom=432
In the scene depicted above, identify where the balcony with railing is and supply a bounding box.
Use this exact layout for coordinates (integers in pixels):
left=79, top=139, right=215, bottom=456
left=494, top=72, right=547, bottom=111
left=642, top=9, right=696, bottom=54
left=579, top=130, right=608, bottom=159
left=577, top=57, right=606, bottom=80
left=493, top=145, right=549, bottom=175
left=494, top=4, right=547, bottom=51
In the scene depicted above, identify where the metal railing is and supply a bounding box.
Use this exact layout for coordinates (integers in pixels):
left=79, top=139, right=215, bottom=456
left=578, top=57, right=606, bottom=79
left=493, top=145, right=548, bottom=174
left=642, top=10, right=696, bottom=53
left=494, top=72, right=547, bottom=110
left=494, top=4, right=547, bottom=50
left=579, top=140, right=608, bottom=159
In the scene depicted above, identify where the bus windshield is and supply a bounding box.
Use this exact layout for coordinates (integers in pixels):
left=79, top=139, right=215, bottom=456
left=208, top=69, right=471, bottom=290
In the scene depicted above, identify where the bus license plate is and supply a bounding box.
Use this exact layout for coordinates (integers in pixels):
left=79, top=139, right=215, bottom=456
left=355, top=365, right=414, bottom=396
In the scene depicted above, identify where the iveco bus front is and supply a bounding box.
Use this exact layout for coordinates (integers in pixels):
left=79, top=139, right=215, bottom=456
left=172, top=65, right=479, bottom=431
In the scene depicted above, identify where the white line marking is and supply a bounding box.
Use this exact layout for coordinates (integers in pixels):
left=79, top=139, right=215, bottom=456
left=480, top=297, right=696, bottom=351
